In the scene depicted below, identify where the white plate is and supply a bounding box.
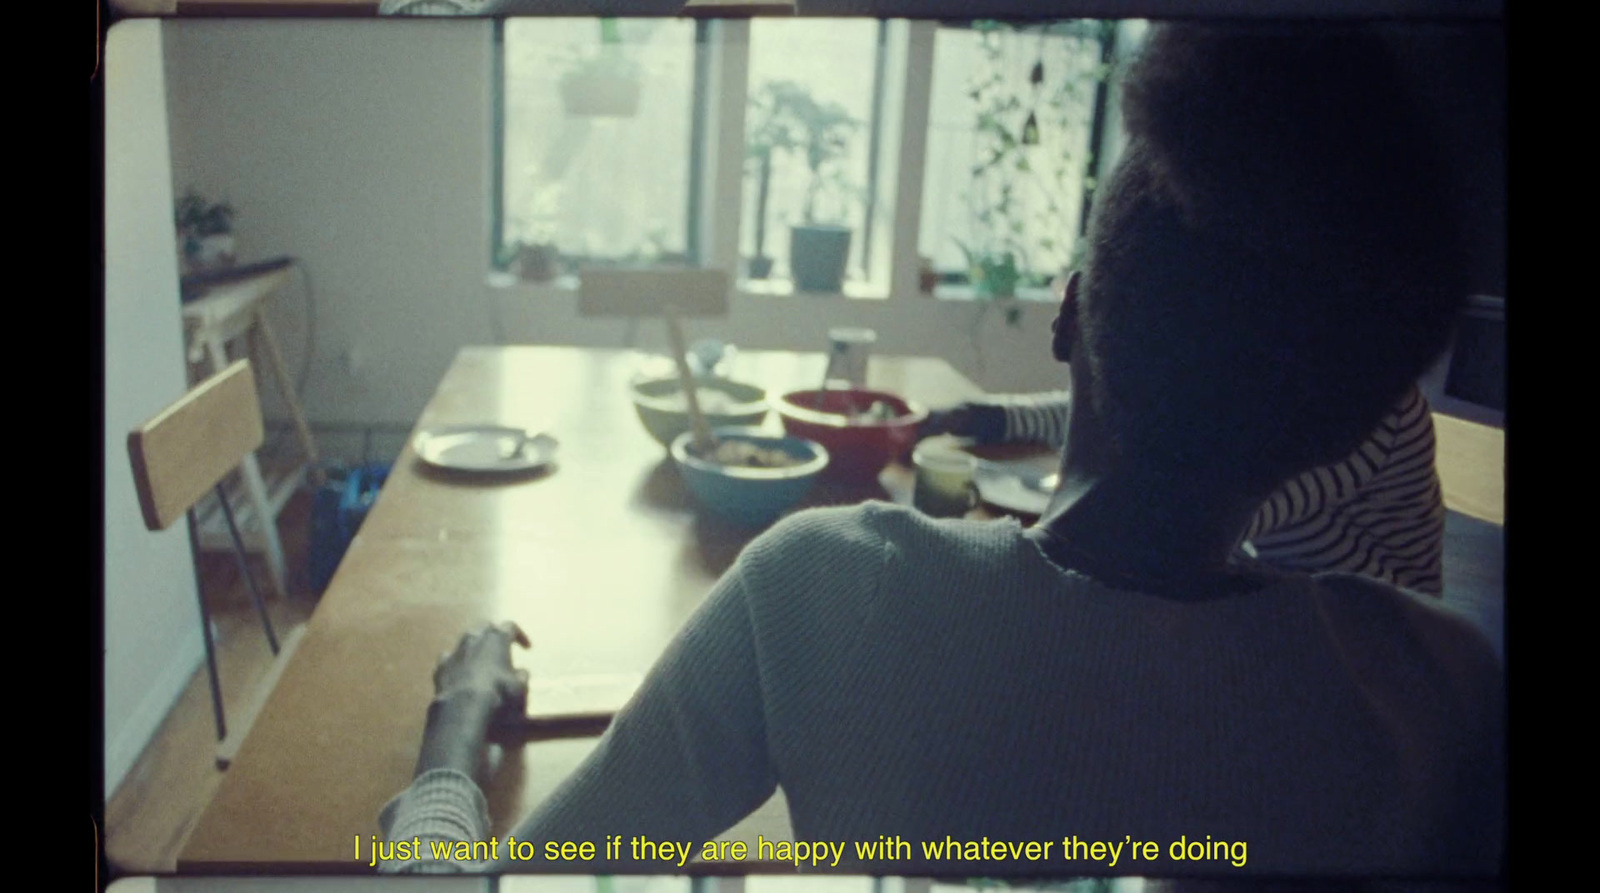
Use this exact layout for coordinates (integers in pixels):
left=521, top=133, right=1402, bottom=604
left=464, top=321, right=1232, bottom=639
left=413, top=425, right=558, bottom=474
left=974, top=461, right=1059, bottom=517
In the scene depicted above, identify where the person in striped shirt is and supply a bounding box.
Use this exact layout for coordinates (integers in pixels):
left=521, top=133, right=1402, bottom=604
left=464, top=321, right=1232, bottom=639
left=922, top=383, right=1447, bottom=595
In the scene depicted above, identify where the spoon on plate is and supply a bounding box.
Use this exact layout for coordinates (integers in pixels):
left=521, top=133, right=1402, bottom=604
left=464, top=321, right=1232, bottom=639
left=971, top=458, right=1060, bottom=495
left=501, top=430, right=557, bottom=461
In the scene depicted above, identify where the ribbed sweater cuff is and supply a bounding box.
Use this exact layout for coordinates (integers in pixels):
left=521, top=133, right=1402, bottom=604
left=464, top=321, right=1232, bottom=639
left=376, top=768, right=490, bottom=873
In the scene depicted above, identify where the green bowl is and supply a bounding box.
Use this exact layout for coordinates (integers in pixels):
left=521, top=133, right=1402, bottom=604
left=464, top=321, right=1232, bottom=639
left=631, top=376, right=768, bottom=448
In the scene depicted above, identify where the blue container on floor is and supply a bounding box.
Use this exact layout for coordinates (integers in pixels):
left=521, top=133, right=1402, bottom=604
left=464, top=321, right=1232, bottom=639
left=308, top=463, right=390, bottom=593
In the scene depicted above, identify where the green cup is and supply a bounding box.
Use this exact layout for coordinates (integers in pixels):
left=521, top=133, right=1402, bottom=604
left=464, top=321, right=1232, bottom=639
left=912, top=443, right=977, bottom=518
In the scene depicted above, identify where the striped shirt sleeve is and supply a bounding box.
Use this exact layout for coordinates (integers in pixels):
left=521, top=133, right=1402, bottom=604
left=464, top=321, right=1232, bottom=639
left=975, top=391, right=1073, bottom=448
left=1243, top=386, right=1445, bottom=596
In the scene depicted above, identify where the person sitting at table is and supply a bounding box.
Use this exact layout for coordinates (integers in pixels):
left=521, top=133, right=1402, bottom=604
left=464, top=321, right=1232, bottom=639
left=920, top=383, right=1448, bottom=596
left=379, top=23, right=1503, bottom=875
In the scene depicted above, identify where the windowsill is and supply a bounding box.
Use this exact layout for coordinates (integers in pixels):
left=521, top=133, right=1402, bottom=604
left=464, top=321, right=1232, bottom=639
left=737, top=277, right=889, bottom=301
left=486, top=270, right=891, bottom=302
left=931, top=283, right=1059, bottom=303
left=486, top=271, right=581, bottom=292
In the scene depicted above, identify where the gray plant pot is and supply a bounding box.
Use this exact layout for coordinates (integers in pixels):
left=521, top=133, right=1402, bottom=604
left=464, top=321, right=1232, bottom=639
left=748, top=255, right=774, bottom=280
left=789, top=225, right=852, bottom=294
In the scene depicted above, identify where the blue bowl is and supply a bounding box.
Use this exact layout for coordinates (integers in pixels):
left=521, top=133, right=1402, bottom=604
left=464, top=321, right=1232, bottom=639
left=670, top=427, right=830, bottom=528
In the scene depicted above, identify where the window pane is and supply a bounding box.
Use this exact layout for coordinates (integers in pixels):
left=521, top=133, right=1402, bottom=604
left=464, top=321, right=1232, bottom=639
left=920, top=22, right=1107, bottom=292
left=742, top=20, right=886, bottom=293
left=502, top=18, right=696, bottom=266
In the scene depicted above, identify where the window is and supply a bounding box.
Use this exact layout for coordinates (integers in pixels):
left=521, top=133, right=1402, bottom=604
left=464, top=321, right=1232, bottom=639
left=919, top=21, right=1113, bottom=299
left=496, top=18, right=700, bottom=273
left=739, top=19, right=895, bottom=297
left=491, top=18, right=1137, bottom=301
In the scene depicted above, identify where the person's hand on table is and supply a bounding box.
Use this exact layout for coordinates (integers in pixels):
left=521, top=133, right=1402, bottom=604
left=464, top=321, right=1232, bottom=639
left=918, top=402, right=1006, bottom=443
left=415, top=622, right=531, bottom=780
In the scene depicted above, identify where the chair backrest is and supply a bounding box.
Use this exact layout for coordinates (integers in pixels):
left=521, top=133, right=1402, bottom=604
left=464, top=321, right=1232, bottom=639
left=127, top=359, right=265, bottom=532
left=1444, top=294, right=1506, bottom=412
left=577, top=268, right=731, bottom=319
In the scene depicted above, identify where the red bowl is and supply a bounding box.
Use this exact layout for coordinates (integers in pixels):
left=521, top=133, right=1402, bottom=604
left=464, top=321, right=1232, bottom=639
left=773, top=389, right=928, bottom=482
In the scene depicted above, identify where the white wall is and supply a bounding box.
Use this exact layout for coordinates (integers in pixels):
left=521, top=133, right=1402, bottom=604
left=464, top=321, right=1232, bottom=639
left=104, top=20, right=207, bottom=795
left=160, top=19, right=1071, bottom=435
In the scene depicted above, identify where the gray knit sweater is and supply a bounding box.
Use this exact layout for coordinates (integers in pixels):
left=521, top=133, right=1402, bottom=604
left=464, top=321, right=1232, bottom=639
left=381, top=503, right=1504, bottom=876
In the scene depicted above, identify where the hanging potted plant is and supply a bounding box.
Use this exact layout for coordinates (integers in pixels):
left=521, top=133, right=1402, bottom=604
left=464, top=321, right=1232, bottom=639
left=744, top=81, right=804, bottom=280
left=781, top=86, right=861, bottom=295
left=560, top=19, right=643, bottom=118
left=175, top=191, right=237, bottom=275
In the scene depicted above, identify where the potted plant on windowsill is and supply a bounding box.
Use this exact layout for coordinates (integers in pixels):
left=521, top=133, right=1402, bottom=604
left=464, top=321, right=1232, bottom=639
left=744, top=81, right=805, bottom=281
left=783, top=86, right=861, bottom=295
left=175, top=191, right=236, bottom=276
left=560, top=19, right=642, bottom=118
left=511, top=241, right=561, bottom=282
left=958, top=242, right=1023, bottom=298
left=499, top=217, right=561, bottom=283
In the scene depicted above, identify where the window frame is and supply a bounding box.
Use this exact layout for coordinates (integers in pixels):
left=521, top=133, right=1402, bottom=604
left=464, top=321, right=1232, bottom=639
left=490, top=17, right=1128, bottom=303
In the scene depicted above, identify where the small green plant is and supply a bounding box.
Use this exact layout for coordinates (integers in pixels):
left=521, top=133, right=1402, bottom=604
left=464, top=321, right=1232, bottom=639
left=745, top=80, right=861, bottom=227
left=789, top=92, right=861, bottom=226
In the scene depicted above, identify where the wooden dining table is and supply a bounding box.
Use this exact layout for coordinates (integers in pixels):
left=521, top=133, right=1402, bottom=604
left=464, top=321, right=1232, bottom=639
left=177, top=345, right=1504, bottom=872
left=178, top=345, right=986, bottom=872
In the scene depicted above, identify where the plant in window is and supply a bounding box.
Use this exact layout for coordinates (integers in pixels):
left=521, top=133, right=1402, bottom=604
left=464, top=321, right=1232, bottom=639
left=773, top=83, right=862, bottom=294
left=744, top=80, right=806, bottom=280
left=961, top=20, right=1110, bottom=324
left=559, top=18, right=643, bottom=118
left=502, top=180, right=562, bottom=281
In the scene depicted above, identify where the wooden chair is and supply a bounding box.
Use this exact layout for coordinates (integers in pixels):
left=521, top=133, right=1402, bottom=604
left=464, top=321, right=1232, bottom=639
left=577, top=268, right=731, bottom=320
left=127, top=359, right=292, bottom=767
left=579, top=266, right=733, bottom=367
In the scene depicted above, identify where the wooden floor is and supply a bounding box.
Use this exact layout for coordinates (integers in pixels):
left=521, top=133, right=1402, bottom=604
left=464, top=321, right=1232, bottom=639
left=105, top=490, right=319, bottom=874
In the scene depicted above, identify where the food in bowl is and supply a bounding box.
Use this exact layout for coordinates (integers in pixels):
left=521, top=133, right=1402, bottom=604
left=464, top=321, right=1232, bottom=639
left=774, top=388, right=927, bottom=482
left=848, top=400, right=901, bottom=424
left=671, top=428, right=830, bottom=527
left=689, top=438, right=807, bottom=469
left=631, top=376, right=768, bottom=448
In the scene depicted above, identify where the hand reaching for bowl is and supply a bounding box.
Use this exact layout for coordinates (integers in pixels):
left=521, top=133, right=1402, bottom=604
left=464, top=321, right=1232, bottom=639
left=917, top=402, right=1006, bottom=443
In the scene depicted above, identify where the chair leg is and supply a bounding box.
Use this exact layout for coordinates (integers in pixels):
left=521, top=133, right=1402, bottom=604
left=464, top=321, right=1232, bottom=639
left=187, top=509, right=228, bottom=743
left=215, top=482, right=281, bottom=656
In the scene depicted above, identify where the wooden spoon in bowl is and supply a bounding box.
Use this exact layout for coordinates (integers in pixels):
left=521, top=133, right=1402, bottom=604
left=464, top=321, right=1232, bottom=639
left=664, top=305, right=718, bottom=456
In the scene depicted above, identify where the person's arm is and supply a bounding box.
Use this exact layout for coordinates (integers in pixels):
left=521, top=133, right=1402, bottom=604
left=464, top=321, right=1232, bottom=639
left=921, top=392, right=1072, bottom=448
left=380, top=538, right=792, bottom=874
left=492, top=561, right=779, bottom=870
left=375, top=624, right=531, bottom=874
